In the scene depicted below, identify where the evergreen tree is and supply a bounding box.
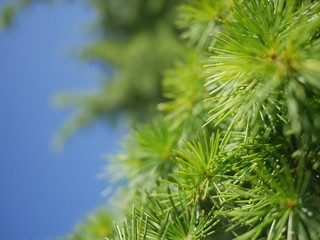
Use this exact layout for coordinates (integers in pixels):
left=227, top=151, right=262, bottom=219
left=2, top=0, right=320, bottom=239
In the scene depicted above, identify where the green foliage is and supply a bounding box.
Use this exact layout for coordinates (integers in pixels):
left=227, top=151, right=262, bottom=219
left=58, top=207, right=115, bottom=240
left=159, top=53, right=210, bottom=133
left=205, top=0, right=320, bottom=147
left=214, top=141, right=319, bottom=239
left=3, top=0, right=320, bottom=239
left=104, top=118, right=183, bottom=207
left=105, top=0, right=320, bottom=239
left=111, top=190, right=218, bottom=240
left=176, top=0, right=233, bottom=49
left=172, top=131, right=230, bottom=200
left=53, top=0, right=186, bottom=143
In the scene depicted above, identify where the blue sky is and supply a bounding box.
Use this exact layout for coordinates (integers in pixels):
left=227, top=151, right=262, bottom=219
left=0, top=1, right=123, bottom=239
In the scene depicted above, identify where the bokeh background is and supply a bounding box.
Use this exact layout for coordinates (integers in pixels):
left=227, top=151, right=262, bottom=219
left=0, top=1, right=123, bottom=239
